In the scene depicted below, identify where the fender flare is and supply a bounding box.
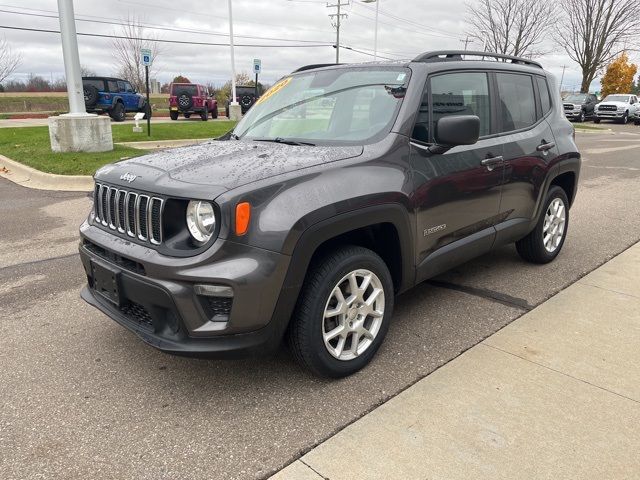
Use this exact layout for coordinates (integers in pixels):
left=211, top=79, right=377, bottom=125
left=267, top=203, right=415, bottom=337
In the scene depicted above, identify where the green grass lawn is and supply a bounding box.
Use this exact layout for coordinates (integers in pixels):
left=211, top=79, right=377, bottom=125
left=573, top=123, right=607, bottom=131
left=0, top=121, right=236, bottom=176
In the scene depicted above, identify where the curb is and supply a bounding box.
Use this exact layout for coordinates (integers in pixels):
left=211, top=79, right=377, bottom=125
left=0, top=154, right=93, bottom=192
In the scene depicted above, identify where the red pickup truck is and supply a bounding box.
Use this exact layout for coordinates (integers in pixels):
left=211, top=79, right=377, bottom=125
left=169, top=83, right=218, bottom=121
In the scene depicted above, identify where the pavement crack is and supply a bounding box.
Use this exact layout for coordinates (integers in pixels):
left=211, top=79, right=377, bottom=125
left=0, top=252, right=79, bottom=272
left=427, top=280, right=533, bottom=311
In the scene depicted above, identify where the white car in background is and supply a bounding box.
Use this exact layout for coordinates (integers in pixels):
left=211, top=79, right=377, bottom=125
left=593, top=94, right=639, bottom=124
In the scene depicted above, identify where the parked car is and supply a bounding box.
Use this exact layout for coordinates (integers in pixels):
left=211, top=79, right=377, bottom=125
left=82, top=76, right=150, bottom=122
left=79, top=51, right=580, bottom=378
left=225, top=85, right=261, bottom=117
left=593, top=94, right=639, bottom=124
left=562, top=93, right=598, bottom=122
left=169, top=83, right=218, bottom=121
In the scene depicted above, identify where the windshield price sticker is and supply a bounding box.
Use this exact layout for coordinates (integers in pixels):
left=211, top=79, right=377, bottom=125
left=255, top=77, right=292, bottom=105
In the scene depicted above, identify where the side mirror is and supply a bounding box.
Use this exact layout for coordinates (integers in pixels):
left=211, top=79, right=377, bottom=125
left=434, top=115, right=480, bottom=148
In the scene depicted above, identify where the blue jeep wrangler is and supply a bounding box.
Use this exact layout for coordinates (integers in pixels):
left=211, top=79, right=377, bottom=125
left=82, top=76, right=151, bottom=122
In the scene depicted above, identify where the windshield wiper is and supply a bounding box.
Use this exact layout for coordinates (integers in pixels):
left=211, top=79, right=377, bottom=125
left=253, top=137, right=316, bottom=146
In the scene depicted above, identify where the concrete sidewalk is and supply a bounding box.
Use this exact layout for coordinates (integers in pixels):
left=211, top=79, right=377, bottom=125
left=272, top=243, right=640, bottom=480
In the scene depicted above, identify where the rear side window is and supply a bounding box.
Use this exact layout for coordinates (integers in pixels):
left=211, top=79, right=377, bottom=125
left=536, top=76, right=552, bottom=116
left=83, top=79, right=104, bottom=90
left=496, top=73, right=536, bottom=132
left=107, top=80, right=118, bottom=93
left=412, top=72, right=491, bottom=143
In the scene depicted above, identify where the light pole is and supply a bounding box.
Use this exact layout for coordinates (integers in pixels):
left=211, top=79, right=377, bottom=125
left=227, top=0, right=241, bottom=120
left=362, top=0, right=379, bottom=61
left=48, top=0, right=112, bottom=153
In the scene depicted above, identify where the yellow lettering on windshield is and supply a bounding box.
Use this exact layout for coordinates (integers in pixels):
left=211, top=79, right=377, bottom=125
left=255, top=77, right=292, bottom=105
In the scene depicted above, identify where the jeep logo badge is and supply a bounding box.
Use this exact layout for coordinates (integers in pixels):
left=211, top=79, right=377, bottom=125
left=120, top=172, right=137, bottom=183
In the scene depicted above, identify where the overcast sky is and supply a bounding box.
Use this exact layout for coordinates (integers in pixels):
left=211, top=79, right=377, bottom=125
left=2, top=0, right=637, bottom=91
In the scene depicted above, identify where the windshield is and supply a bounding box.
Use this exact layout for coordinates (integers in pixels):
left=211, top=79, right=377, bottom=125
left=603, top=95, right=630, bottom=103
left=233, top=67, right=410, bottom=145
left=564, top=94, right=586, bottom=102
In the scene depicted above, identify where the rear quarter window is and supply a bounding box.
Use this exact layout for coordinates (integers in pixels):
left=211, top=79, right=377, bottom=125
left=83, top=79, right=105, bottom=90
left=496, top=73, right=536, bottom=132
left=535, top=76, right=552, bottom=116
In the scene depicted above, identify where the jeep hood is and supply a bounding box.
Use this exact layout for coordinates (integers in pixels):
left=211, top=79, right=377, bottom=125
left=95, top=140, right=363, bottom=195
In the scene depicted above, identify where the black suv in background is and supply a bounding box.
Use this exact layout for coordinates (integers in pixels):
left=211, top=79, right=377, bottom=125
left=79, top=51, right=580, bottom=377
left=225, top=85, right=261, bottom=117
left=563, top=93, right=598, bottom=122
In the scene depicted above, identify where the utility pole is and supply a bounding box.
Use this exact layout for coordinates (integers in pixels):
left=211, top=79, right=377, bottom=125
left=327, top=1, right=349, bottom=63
left=460, top=36, right=473, bottom=51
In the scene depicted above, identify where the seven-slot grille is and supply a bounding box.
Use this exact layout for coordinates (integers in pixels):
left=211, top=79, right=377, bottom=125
left=94, top=183, right=163, bottom=245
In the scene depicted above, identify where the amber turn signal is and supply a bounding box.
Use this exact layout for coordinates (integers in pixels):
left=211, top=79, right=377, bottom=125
left=235, top=202, right=251, bottom=236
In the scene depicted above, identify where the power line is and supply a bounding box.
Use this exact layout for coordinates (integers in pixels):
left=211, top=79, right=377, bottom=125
left=0, top=6, right=332, bottom=44
left=0, top=25, right=334, bottom=48
left=348, top=10, right=458, bottom=40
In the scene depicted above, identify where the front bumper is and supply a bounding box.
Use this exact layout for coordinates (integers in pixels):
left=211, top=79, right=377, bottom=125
left=79, top=223, right=292, bottom=357
left=595, top=111, right=625, bottom=119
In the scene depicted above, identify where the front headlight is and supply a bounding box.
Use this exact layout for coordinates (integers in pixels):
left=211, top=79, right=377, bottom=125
left=186, top=200, right=216, bottom=243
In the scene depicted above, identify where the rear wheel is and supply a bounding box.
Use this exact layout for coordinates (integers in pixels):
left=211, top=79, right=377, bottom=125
left=170, top=111, right=178, bottom=121
left=211, top=105, right=218, bottom=119
left=201, top=105, right=209, bottom=121
left=109, top=102, right=126, bottom=122
left=142, top=103, right=152, bottom=120
left=287, top=246, right=394, bottom=378
left=516, top=186, right=569, bottom=264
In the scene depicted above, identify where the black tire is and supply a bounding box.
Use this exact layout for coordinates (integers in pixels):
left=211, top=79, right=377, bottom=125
left=184, top=113, right=192, bottom=119
left=211, top=105, right=218, bottom=119
left=287, top=245, right=394, bottom=378
left=170, top=111, right=179, bottom=121
left=516, top=186, right=569, bottom=264
left=593, top=118, right=601, bottom=124
left=634, top=118, right=640, bottom=126
left=201, top=105, right=209, bottom=121
left=109, top=102, right=126, bottom=122
left=142, top=103, right=152, bottom=120
left=83, top=85, right=99, bottom=108
left=620, top=112, right=628, bottom=124
left=576, top=110, right=585, bottom=123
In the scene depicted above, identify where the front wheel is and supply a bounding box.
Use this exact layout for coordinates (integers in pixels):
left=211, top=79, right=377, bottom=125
left=142, top=103, right=152, bottom=120
left=620, top=112, right=629, bottom=124
left=634, top=118, right=640, bottom=126
left=287, top=246, right=394, bottom=378
left=576, top=110, right=585, bottom=123
left=201, top=106, right=209, bottom=121
left=211, top=106, right=218, bottom=119
left=593, top=118, right=601, bottom=124
left=516, top=186, right=569, bottom=264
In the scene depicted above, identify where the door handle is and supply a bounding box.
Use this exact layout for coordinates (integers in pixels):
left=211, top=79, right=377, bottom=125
left=536, top=141, right=556, bottom=152
left=481, top=156, right=504, bottom=171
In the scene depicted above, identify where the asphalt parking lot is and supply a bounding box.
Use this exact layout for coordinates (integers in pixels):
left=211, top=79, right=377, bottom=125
left=1, top=122, right=639, bottom=480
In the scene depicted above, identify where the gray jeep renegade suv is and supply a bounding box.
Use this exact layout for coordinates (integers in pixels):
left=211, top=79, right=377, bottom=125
left=79, top=51, right=580, bottom=377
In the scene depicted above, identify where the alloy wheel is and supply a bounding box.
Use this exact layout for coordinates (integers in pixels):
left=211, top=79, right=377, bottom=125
left=322, top=269, right=385, bottom=361
left=543, top=198, right=566, bottom=253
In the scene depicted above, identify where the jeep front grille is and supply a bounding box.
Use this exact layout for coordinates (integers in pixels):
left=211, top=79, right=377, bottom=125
left=94, top=183, right=163, bottom=245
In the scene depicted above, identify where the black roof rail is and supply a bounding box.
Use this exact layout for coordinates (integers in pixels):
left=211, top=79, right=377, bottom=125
left=292, top=63, right=340, bottom=73
left=413, top=51, right=542, bottom=68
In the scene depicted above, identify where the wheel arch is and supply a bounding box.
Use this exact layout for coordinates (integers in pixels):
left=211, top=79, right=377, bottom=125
left=268, top=204, right=415, bottom=333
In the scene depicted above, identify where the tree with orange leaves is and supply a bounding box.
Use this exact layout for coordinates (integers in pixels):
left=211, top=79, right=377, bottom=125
left=601, top=53, right=638, bottom=96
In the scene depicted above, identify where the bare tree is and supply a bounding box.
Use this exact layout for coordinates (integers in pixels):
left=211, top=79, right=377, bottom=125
left=556, top=0, right=640, bottom=92
left=80, top=65, right=97, bottom=77
left=0, top=36, right=22, bottom=85
left=466, top=0, right=556, bottom=57
left=111, top=16, right=162, bottom=91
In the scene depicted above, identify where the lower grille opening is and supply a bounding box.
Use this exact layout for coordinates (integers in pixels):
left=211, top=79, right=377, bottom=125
left=119, top=301, right=153, bottom=329
left=198, top=296, right=233, bottom=322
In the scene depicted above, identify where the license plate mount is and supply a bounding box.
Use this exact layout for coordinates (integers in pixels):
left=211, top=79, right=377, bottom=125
left=91, top=261, right=122, bottom=307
